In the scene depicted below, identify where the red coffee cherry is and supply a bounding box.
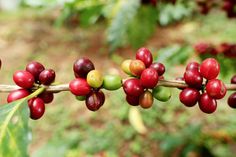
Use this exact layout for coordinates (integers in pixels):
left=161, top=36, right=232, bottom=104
left=38, top=92, right=54, bottom=104
left=126, top=95, right=139, bottom=106
left=199, top=58, right=220, bottom=80
left=123, top=78, right=144, bottom=97
left=69, top=78, right=91, bottom=96
left=73, top=58, right=95, bottom=78
left=26, top=61, right=45, bottom=81
left=139, top=90, right=153, bottom=109
left=13, top=70, right=35, bottom=89
left=85, top=90, right=105, bottom=111
left=198, top=93, right=217, bottom=114
left=184, top=70, right=203, bottom=89
left=149, top=62, right=165, bottom=76
left=140, top=68, right=158, bottom=89
left=7, top=89, right=30, bottom=103
left=228, top=92, right=236, bottom=108
left=231, top=75, right=236, bottom=84
left=206, top=79, right=227, bottom=99
left=28, top=98, right=45, bottom=120
left=39, top=69, right=55, bottom=85
left=186, top=62, right=200, bottom=71
left=129, top=60, right=146, bottom=76
left=179, top=88, right=200, bottom=107
left=136, top=47, right=153, bottom=67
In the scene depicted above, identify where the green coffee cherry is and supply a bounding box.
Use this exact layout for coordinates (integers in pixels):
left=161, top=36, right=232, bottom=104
left=87, top=70, right=103, bottom=88
left=76, top=95, right=86, bottom=101
left=152, top=86, right=171, bottom=102
left=103, top=75, right=122, bottom=90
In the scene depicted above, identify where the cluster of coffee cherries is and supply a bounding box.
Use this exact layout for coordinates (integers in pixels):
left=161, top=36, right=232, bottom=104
left=228, top=75, right=236, bottom=108
left=121, top=47, right=171, bottom=109
left=8, top=62, right=55, bottom=120
left=179, top=58, right=228, bottom=113
left=69, top=58, right=122, bottom=111
left=194, top=42, right=236, bottom=58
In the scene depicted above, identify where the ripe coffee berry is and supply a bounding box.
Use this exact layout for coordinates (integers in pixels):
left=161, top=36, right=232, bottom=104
left=186, top=62, right=200, bottom=71
left=206, top=79, right=227, bottom=99
left=39, top=69, right=55, bottom=85
left=199, top=58, right=220, bottom=80
left=85, top=90, right=105, bottom=111
left=231, top=75, right=236, bottom=84
left=126, top=95, right=140, bottom=106
left=139, top=90, right=153, bottom=109
left=13, top=70, right=35, bottom=89
left=198, top=93, right=217, bottom=114
left=228, top=92, right=236, bottom=108
left=38, top=92, right=54, bottom=104
left=26, top=61, right=45, bottom=81
left=129, top=60, right=146, bottom=76
left=7, top=89, right=30, bottom=103
left=136, top=47, right=153, bottom=67
left=123, top=78, right=144, bottom=97
left=28, top=98, right=45, bottom=120
left=73, top=58, right=95, bottom=78
left=179, top=88, right=200, bottom=107
left=140, top=68, right=158, bottom=89
left=184, top=70, right=203, bottom=89
left=149, top=62, right=165, bottom=76
left=69, top=78, right=91, bottom=96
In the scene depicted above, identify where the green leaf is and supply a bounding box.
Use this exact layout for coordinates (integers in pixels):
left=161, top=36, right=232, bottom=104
left=0, top=99, right=29, bottom=157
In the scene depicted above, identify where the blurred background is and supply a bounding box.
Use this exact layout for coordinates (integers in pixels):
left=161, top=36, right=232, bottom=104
left=0, top=0, right=236, bottom=156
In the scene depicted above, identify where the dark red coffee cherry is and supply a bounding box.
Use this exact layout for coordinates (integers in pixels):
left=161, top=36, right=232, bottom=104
left=13, top=70, right=35, bottom=89
left=38, top=92, right=54, bottom=104
left=231, top=75, right=236, bottom=84
left=69, top=78, right=91, bottom=96
left=39, top=69, right=55, bottom=85
left=198, top=93, right=217, bottom=114
left=179, top=88, right=200, bottom=107
left=85, top=90, right=105, bottom=111
left=126, top=95, right=139, bottom=106
left=228, top=92, right=236, bottom=108
left=136, top=47, right=153, bottom=67
left=7, top=89, right=30, bottom=103
left=199, top=58, right=220, bottom=80
left=186, top=62, right=200, bottom=71
left=140, top=68, right=158, bottom=89
left=26, top=61, right=45, bottom=81
left=206, top=79, right=227, bottom=99
left=73, top=58, right=95, bottom=78
left=123, top=78, right=144, bottom=97
left=184, top=70, right=203, bottom=89
left=28, top=98, right=45, bottom=120
left=149, top=62, right=165, bottom=76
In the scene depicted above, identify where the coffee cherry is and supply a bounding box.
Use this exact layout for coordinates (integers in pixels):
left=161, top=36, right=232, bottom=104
left=206, top=79, right=227, bottom=99
left=76, top=95, right=86, bottom=101
left=231, top=75, right=236, bottom=84
left=199, top=58, right=220, bottom=80
left=228, top=92, right=236, bottom=108
left=28, top=98, right=45, bottom=120
left=149, top=62, right=165, bottom=76
left=39, top=69, right=55, bottom=85
left=123, top=78, right=144, bottom=97
left=179, top=88, right=200, bottom=107
left=87, top=70, right=103, bottom=88
left=7, top=89, right=30, bottom=103
left=26, top=61, right=45, bottom=81
left=13, top=70, right=35, bottom=89
left=184, top=70, right=203, bottom=89
left=73, top=58, right=95, bottom=78
left=186, top=62, right=200, bottom=71
left=38, top=92, right=54, bottom=104
left=129, top=60, right=146, bottom=76
left=69, top=78, right=91, bottom=96
left=139, top=90, right=153, bottom=109
left=126, top=95, right=139, bottom=106
left=136, top=47, right=153, bottom=67
left=103, top=75, right=122, bottom=90
left=140, top=68, right=158, bottom=89
left=152, top=86, right=171, bottom=102
left=121, top=59, right=132, bottom=75
left=85, top=90, right=105, bottom=111
left=198, top=93, right=217, bottom=114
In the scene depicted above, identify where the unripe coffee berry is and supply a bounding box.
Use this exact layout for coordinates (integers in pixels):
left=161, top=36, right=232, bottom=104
left=103, top=75, right=122, bottom=90
left=129, top=60, right=146, bottom=76
left=152, top=86, right=171, bottom=102
left=87, top=70, right=103, bottom=88
left=139, top=90, right=153, bottom=109
left=121, top=59, right=132, bottom=75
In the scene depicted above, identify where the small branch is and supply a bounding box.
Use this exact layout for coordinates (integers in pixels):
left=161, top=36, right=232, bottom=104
left=0, top=79, right=235, bottom=93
